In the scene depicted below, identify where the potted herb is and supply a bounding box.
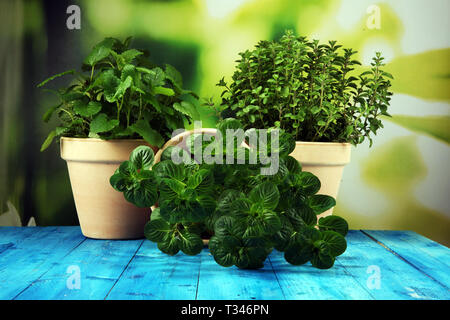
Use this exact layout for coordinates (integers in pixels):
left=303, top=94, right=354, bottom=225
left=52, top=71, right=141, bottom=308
left=111, top=119, right=349, bottom=269
left=38, top=37, right=199, bottom=239
left=217, top=30, right=393, bottom=216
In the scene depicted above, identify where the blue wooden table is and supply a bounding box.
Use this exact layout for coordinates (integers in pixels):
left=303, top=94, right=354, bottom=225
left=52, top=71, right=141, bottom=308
left=0, top=227, right=448, bottom=300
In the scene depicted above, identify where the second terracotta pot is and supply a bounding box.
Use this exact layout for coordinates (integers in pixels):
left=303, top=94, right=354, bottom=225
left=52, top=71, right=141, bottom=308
left=290, top=141, right=351, bottom=218
left=60, top=137, right=158, bottom=239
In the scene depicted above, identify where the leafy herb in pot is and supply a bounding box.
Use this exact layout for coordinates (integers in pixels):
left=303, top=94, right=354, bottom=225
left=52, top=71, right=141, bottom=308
left=110, top=118, right=349, bottom=269
left=217, top=30, right=393, bottom=147
left=38, top=36, right=199, bottom=151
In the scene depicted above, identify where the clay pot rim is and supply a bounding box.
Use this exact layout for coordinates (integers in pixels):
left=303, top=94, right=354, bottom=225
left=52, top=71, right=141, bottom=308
left=295, top=140, right=352, bottom=147
left=60, top=137, right=148, bottom=143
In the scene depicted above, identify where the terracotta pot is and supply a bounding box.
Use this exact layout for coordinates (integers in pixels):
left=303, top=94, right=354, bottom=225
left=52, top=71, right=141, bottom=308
left=290, top=141, right=351, bottom=218
left=60, top=137, right=158, bottom=239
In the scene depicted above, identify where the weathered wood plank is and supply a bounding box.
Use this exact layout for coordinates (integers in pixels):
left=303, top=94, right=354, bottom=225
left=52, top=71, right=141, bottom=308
left=1, top=228, right=448, bottom=300
left=268, top=244, right=375, bottom=300
left=196, top=248, right=285, bottom=300
left=15, top=238, right=144, bottom=300
left=0, top=227, right=37, bottom=243
left=363, top=230, right=450, bottom=289
left=106, top=240, right=200, bottom=300
left=0, top=227, right=85, bottom=299
left=336, top=231, right=450, bottom=300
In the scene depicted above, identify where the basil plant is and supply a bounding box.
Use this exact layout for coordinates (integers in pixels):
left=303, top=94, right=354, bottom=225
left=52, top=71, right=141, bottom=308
left=110, top=119, right=349, bottom=269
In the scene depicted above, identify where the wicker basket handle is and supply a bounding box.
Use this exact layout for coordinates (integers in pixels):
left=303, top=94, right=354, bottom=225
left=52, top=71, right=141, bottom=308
left=153, top=128, right=218, bottom=165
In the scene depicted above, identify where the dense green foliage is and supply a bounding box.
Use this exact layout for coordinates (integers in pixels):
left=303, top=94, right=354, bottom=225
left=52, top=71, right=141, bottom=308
left=111, top=118, right=349, bottom=269
left=217, top=30, right=393, bottom=146
left=38, top=37, right=199, bottom=151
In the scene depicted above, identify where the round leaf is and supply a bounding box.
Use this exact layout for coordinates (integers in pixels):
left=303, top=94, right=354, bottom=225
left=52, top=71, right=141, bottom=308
left=90, top=113, right=119, bottom=134
left=130, top=146, right=155, bottom=170
left=179, top=231, right=203, bottom=256
left=298, top=172, right=321, bottom=195
left=74, top=101, right=102, bottom=117
left=248, top=182, right=280, bottom=210
left=321, top=230, right=347, bottom=257
left=157, top=236, right=180, bottom=256
left=144, top=219, right=172, bottom=242
left=318, top=215, right=349, bottom=236
left=153, top=160, right=186, bottom=181
left=309, top=195, right=336, bottom=215
left=284, top=156, right=302, bottom=174
left=284, top=243, right=313, bottom=265
left=311, top=252, right=335, bottom=269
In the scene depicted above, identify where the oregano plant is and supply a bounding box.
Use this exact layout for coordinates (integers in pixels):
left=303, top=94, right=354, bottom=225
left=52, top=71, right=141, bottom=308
left=110, top=118, right=349, bottom=269
left=217, top=30, right=393, bottom=146
left=38, top=37, right=199, bottom=151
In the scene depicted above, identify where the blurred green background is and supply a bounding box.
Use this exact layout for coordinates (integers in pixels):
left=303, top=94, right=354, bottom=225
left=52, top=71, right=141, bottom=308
left=1, top=0, right=449, bottom=245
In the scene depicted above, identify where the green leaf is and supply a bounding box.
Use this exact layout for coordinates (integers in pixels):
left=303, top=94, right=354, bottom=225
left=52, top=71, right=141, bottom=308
left=179, top=231, right=203, bottom=255
left=211, top=246, right=236, bottom=267
left=109, top=172, right=127, bottom=192
left=114, top=75, right=133, bottom=99
left=173, top=101, right=200, bottom=119
left=157, top=236, right=180, bottom=256
left=153, top=161, right=186, bottom=181
left=90, top=113, right=119, bottom=134
left=121, top=64, right=136, bottom=82
left=298, top=172, right=321, bottom=195
left=153, top=86, right=175, bottom=96
left=121, top=49, right=143, bottom=64
left=284, top=243, right=313, bottom=265
left=196, top=195, right=216, bottom=209
left=74, top=101, right=102, bottom=117
left=216, top=190, right=244, bottom=213
left=161, top=146, right=192, bottom=163
left=118, top=160, right=136, bottom=178
left=130, top=146, right=155, bottom=170
left=248, top=182, right=280, bottom=210
left=148, top=67, right=165, bottom=87
left=311, top=252, right=335, bottom=269
left=260, top=211, right=282, bottom=235
left=217, top=118, right=243, bottom=136
left=159, top=200, right=208, bottom=224
left=159, top=178, right=185, bottom=197
left=150, top=207, right=162, bottom=221
left=40, top=127, right=68, bottom=151
left=214, top=216, right=244, bottom=238
left=42, top=103, right=62, bottom=122
left=40, top=130, right=56, bottom=152
left=318, top=215, right=349, bottom=236
left=144, top=219, right=172, bottom=242
left=129, top=119, right=164, bottom=148
left=123, top=177, right=158, bottom=208
left=101, top=71, right=121, bottom=102
left=219, top=235, right=241, bottom=252
left=277, top=132, right=295, bottom=156
left=84, top=38, right=115, bottom=66
left=308, top=195, right=336, bottom=215
left=187, top=169, right=213, bottom=192
left=286, top=205, right=316, bottom=229
left=165, top=64, right=183, bottom=88
left=37, top=70, right=75, bottom=88
left=321, top=230, right=347, bottom=257
left=284, top=156, right=301, bottom=174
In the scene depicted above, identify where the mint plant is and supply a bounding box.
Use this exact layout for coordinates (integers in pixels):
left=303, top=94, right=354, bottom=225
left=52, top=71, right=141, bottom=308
left=217, top=30, right=393, bottom=146
left=38, top=37, right=199, bottom=151
left=110, top=118, right=349, bottom=269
